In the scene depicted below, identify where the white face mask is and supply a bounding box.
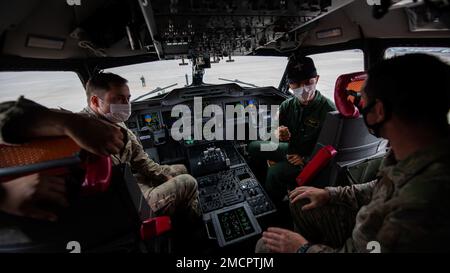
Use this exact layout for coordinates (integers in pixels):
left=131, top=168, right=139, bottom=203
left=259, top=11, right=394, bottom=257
left=292, top=83, right=316, bottom=103
left=99, top=100, right=131, bottom=123
left=107, top=103, right=131, bottom=123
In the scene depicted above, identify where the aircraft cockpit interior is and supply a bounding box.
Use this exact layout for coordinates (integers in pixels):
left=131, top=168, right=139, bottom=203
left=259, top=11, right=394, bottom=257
left=0, top=0, right=449, bottom=259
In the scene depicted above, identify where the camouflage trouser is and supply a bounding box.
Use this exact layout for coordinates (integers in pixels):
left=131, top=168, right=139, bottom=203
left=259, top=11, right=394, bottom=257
left=138, top=164, right=200, bottom=220
left=255, top=200, right=357, bottom=253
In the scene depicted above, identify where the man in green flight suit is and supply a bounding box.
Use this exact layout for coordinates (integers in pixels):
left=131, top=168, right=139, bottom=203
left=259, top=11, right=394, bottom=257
left=256, top=53, right=450, bottom=253
left=248, top=56, right=336, bottom=206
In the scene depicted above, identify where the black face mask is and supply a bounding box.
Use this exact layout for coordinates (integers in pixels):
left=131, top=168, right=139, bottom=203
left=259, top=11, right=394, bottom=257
left=360, top=100, right=385, bottom=138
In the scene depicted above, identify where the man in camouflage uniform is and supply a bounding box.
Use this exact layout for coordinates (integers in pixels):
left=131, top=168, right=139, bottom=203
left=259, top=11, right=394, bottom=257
left=248, top=56, right=335, bottom=206
left=256, top=54, right=450, bottom=253
left=81, top=72, right=200, bottom=220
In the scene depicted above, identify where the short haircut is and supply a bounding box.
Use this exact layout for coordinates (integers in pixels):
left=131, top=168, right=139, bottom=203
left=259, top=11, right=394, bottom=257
left=364, top=53, right=450, bottom=131
left=85, top=72, right=128, bottom=103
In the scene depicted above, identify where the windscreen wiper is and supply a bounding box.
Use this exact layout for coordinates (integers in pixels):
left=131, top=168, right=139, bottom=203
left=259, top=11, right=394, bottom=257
left=218, top=78, right=259, bottom=88
left=131, top=83, right=178, bottom=102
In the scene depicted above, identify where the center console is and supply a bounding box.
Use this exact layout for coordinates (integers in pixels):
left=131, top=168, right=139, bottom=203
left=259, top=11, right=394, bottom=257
left=186, top=142, right=275, bottom=247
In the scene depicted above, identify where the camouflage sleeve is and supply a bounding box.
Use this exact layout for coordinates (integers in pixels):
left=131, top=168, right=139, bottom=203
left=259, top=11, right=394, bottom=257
left=325, top=180, right=377, bottom=210
left=306, top=238, right=358, bottom=253
left=375, top=208, right=428, bottom=253
left=375, top=177, right=450, bottom=253
left=328, top=179, right=450, bottom=253
left=306, top=244, right=337, bottom=253
left=128, top=129, right=169, bottom=187
left=0, top=96, right=47, bottom=144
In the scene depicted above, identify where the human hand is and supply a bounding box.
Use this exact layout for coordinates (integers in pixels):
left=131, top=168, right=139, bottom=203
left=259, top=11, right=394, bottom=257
left=288, top=186, right=330, bottom=210
left=262, top=227, right=308, bottom=253
left=275, top=126, right=291, bottom=142
left=286, top=154, right=304, bottom=166
left=267, top=160, right=277, bottom=167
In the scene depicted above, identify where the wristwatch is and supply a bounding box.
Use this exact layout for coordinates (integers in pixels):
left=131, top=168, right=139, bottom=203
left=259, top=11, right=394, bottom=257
left=297, top=243, right=311, bottom=253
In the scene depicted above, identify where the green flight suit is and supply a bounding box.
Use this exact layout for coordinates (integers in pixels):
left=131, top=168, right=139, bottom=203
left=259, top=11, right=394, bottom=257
left=248, top=91, right=336, bottom=204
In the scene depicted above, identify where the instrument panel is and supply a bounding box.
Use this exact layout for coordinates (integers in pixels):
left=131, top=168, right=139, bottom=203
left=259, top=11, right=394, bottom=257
left=126, top=84, right=287, bottom=150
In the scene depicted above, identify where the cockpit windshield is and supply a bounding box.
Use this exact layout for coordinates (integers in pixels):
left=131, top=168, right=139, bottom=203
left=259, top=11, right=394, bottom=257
left=104, top=56, right=288, bottom=101
left=0, top=51, right=365, bottom=110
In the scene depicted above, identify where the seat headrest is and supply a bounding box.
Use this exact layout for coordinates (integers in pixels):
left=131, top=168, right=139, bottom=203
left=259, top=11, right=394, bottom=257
left=334, top=72, right=367, bottom=119
left=0, top=137, right=112, bottom=194
left=0, top=137, right=80, bottom=169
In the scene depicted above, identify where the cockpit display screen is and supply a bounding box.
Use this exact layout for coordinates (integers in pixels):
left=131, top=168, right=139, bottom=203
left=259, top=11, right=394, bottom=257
left=139, top=112, right=160, bottom=130
left=244, top=99, right=257, bottom=108
left=217, top=207, right=255, bottom=242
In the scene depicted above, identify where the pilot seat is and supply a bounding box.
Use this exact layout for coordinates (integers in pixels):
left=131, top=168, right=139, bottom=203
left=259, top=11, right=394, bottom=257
left=296, top=72, right=388, bottom=188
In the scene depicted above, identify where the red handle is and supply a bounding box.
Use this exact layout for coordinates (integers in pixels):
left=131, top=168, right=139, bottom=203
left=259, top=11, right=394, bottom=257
left=296, top=145, right=337, bottom=187
left=81, top=155, right=112, bottom=195
left=140, top=216, right=172, bottom=240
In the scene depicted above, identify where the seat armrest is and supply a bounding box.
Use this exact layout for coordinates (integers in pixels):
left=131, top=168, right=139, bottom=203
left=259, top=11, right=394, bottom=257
left=295, top=145, right=337, bottom=187
left=140, top=216, right=172, bottom=240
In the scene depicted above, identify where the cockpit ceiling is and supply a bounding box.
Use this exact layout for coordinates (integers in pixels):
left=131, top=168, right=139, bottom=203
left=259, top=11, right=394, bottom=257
left=0, top=0, right=449, bottom=60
